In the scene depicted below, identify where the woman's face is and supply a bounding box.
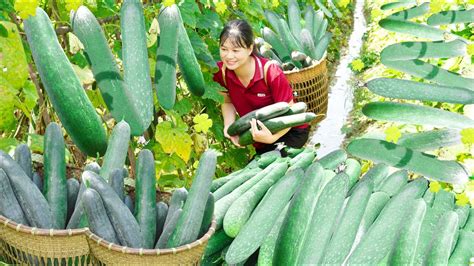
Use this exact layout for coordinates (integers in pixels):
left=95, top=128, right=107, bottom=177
left=219, top=39, right=253, bottom=70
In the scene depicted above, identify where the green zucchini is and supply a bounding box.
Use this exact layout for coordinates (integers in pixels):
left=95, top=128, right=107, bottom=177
left=273, top=162, right=324, bottom=265
left=315, top=0, right=333, bottom=18
left=398, top=129, right=462, bottom=152
left=120, top=0, right=153, bottom=135
left=227, top=102, right=290, bottom=136
left=201, top=251, right=225, bottom=266
left=168, top=149, right=217, bottom=247
left=199, top=192, right=215, bottom=238
left=109, top=168, right=125, bottom=201
left=258, top=150, right=281, bottom=168
left=300, top=29, right=316, bottom=59
left=214, top=162, right=280, bottom=229
left=463, top=208, right=474, bottom=231
left=378, top=18, right=453, bottom=41
left=288, top=150, right=315, bottom=171
left=388, top=198, right=427, bottom=265
left=32, top=172, right=42, bottom=192
left=176, top=8, right=205, bottom=96
left=376, top=170, right=408, bottom=196
left=71, top=5, right=151, bottom=136
left=82, top=188, right=119, bottom=244
left=264, top=11, right=283, bottom=35
left=413, top=189, right=455, bottom=264
left=454, top=204, right=471, bottom=228
left=83, top=171, right=143, bottom=248
left=124, top=195, right=134, bottom=213
left=343, top=158, right=361, bottom=190
left=448, top=230, right=474, bottom=264
left=386, top=2, right=430, bottom=21
left=353, top=191, right=391, bottom=246
left=156, top=209, right=182, bottom=249
left=213, top=168, right=260, bottom=201
left=204, top=229, right=233, bottom=257
left=427, top=9, right=474, bottom=26
left=164, top=187, right=187, bottom=227
left=423, top=211, right=459, bottom=265
left=0, top=151, right=52, bottom=228
left=297, top=172, right=349, bottom=264
left=239, top=112, right=317, bottom=146
left=277, top=17, right=303, bottom=53
left=287, top=0, right=302, bottom=41
left=14, top=144, right=32, bottom=179
left=0, top=169, right=28, bottom=224
left=314, top=31, right=331, bottom=61
left=261, top=27, right=291, bottom=63
left=99, top=120, right=131, bottom=182
left=155, top=4, right=180, bottom=110
left=155, top=201, right=168, bottom=243
left=347, top=138, right=470, bottom=185
left=321, top=178, right=373, bottom=265
left=380, top=0, right=416, bottom=10
left=284, top=102, right=307, bottom=115
left=66, top=181, right=88, bottom=229
left=225, top=169, right=303, bottom=265
left=84, top=162, right=100, bottom=174
left=312, top=10, right=324, bottom=43
left=423, top=189, right=436, bottom=207
left=303, top=6, right=314, bottom=34
left=66, top=178, right=80, bottom=224
left=43, top=122, right=67, bottom=229
left=285, top=147, right=305, bottom=158
left=257, top=203, right=290, bottom=266
left=134, top=149, right=157, bottom=248
left=211, top=169, right=244, bottom=192
left=318, top=149, right=347, bottom=170
left=348, top=163, right=389, bottom=196
left=367, top=77, right=474, bottom=104
left=346, top=178, right=428, bottom=264
left=223, top=161, right=288, bottom=237
left=24, top=8, right=107, bottom=156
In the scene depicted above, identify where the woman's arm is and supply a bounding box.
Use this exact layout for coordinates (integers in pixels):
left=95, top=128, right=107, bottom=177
left=220, top=92, right=242, bottom=147
left=250, top=119, right=291, bottom=144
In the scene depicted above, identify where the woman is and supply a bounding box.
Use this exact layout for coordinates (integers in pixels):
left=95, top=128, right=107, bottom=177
left=213, top=19, right=310, bottom=155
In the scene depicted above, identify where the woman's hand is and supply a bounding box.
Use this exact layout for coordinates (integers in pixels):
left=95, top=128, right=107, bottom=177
left=250, top=119, right=276, bottom=144
left=224, top=125, right=242, bottom=147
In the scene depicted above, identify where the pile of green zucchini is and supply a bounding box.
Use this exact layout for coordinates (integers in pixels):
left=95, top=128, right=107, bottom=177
left=257, top=0, right=334, bottom=71
left=226, top=102, right=317, bottom=145
left=0, top=121, right=217, bottom=250
left=202, top=147, right=474, bottom=265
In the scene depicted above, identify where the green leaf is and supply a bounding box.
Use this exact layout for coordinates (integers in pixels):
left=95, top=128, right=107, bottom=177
left=347, top=138, right=470, bottom=185
left=193, top=113, right=212, bottom=133
left=0, top=22, right=28, bottom=90
left=155, top=120, right=193, bottom=162
left=86, top=88, right=106, bottom=108
left=0, top=138, right=19, bottom=152
left=196, top=9, right=223, bottom=38
left=362, top=102, right=474, bottom=129
left=0, top=79, right=18, bottom=131
left=0, top=24, right=8, bottom=37
left=174, top=98, right=193, bottom=116
left=202, top=73, right=224, bottom=103
left=187, top=30, right=217, bottom=70
left=385, top=126, right=401, bottom=143
left=71, top=64, right=95, bottom=86
left=27, top=133, right=44, bottom=153
left=157, top=173, right=185, bottom=188
left=461, top=128, right=474, bottom=146
left=179, top=0, right=200, bottom=28
left=22, top=80, right=38, bottom=110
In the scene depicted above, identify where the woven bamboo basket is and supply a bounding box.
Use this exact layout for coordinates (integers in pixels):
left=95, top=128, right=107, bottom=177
left=0, top=214, right=89, bottom=265
left=86, top=219, right=217, bottom=265
left=284, top=53, right=329, bottom=125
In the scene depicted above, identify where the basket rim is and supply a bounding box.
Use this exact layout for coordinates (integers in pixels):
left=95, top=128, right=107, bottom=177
left=0, top=214, right=88, bottom=236
left=85, top=218, right=217, bottom=256
left=283, top=52, right=327, bottom=75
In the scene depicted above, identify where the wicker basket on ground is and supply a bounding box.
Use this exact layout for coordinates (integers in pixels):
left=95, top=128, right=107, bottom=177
left=0, top=214, right=89, bottom=265
left=284, top=53, right=329, bottom=125
left=86, top=219, right=217, bottom=265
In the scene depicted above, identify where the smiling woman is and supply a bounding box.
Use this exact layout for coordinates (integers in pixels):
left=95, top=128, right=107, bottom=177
left=213, top=20, right=310, bottom=155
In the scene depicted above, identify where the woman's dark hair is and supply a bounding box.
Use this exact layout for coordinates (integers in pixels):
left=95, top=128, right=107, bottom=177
left=219, top=19, right=258, bottom=55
